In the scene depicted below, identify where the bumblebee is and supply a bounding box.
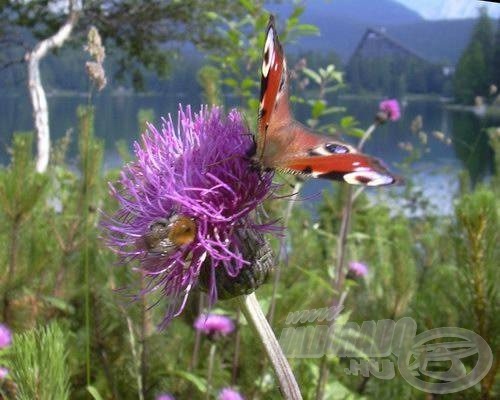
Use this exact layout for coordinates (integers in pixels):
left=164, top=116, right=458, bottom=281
left=141, top=214, right=197, bottom=255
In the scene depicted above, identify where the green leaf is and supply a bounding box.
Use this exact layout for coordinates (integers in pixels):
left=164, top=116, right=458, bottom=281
left=241, top=77, right=256, bottom=90
left=87, top=386, right=104, bottom=400
left=170, top=370, right=207, bottom=393
left=40, top=295, right=75, bottom=314
left=294, top=24, right=320, bottom=36
left=290, top=6, right=305, bottom=21
left=238, top=0, right=255, bottom=13
left=311, top=100, right=326, bottom=119
left=204, top=11, right=219, bottom=21
left=347, top=128, right=365, bottom=138
left=340, top=116, right=358, bottom=129
left=294, top=265, right=335, bottom=293
left=302, top=67, right=321, bottom=85
left=321, top=106, right=345, bottom=116
left=223, top=78, right=238, bottom=88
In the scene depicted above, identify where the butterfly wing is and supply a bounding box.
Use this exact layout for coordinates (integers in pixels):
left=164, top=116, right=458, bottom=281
left=257, top=15, right=293, bottom=161
left=257, top=16, right=399, bottom=186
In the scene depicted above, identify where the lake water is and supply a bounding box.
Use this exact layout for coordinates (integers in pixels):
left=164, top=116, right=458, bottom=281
left=0, top=93, right=496, bottom=214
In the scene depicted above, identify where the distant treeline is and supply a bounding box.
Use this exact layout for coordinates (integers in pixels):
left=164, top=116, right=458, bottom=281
left=1, top=14, right=497, bottom=100
left=453, top=10, right=500, bottom=104
left=346, top=53, right=449, bottom=97
left=0, top=44, right=450, bottom=98
left=0, top=44, right=205, bottom=96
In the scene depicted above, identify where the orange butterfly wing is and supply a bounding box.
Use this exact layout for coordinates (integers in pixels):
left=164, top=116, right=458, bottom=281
left=256, top=16, right=399, bottom=186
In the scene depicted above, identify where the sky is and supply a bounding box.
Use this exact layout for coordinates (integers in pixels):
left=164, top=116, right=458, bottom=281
left=395, top=0, right=500, bottom=19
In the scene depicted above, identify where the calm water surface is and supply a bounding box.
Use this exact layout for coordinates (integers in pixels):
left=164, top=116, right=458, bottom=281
left=1, top=93, right=496, bottom=213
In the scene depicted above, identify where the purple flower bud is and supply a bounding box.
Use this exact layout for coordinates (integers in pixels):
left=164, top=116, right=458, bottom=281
left=194, top=314, right=235, bottom=336
left=348, top=261, right=369, bottom=277
left=0, top=324, right=12, bottom=348
left=103, top=106, right=278, bottom=326
left=0, top=367, right=8, bottom=379
left=156, top=394, right=175, bottom=400
left=218, top=387, right=245, bottom=400
left=377, top=99, right=401, bottom=123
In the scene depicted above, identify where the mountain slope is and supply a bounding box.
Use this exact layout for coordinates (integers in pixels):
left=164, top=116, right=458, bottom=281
left=298, top=0, right=423, bottom=26
left=388, top=19, right=476, bottom=64
left=290, top=17, right=476, bottom=65
left=395, top=0, right=500, bottom=20
left=274, top=0, right=424, bottom=59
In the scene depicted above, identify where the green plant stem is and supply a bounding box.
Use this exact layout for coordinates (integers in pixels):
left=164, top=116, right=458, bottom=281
left=315, top=122, right=379, bottom=399
left=3, top=218, right=20, bottom=323
left=125, top=314, right=144, bottom=400
left=268, top=181, right=303, bottom=325
left=189, top=295, right=205, bottom=371
left=315, top=187, right=353, bottom=400
left=83, top=168, right=91, bottom=388
left=206, top=343, right=217, bottom=400
left=140, top=275, right=148, bottom=400
left=231, top=309, right=241, bottom=385
left=358, top=122, right=378, bottom=150
left=238, top=292, right=302, bottom=400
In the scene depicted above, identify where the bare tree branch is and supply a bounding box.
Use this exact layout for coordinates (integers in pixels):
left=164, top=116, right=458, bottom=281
left=25, top=0, right=80, bottom=173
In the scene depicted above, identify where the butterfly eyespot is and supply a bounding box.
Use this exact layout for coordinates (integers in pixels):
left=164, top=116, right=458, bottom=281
left=343, top=171, right=394, bottom=186
left=308, top=143, right=351, bottom=157
left=325, top=143, right=349, bottom=154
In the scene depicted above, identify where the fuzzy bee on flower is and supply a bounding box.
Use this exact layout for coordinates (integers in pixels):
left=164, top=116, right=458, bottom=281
left=137, top=215, right=197, bottom=256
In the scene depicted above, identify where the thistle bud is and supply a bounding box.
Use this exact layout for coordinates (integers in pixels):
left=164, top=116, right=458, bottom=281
left=199, top=228, right=274, bottom=299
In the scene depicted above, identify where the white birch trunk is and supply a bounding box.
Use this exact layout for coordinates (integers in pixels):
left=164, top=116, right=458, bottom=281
left=26, top=4, right=79, bottom=173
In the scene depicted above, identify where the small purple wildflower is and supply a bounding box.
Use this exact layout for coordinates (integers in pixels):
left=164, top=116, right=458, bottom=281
left=378, top=99, right=401, bottom=122
left=348, top=261, right=369, bottom=277
left=0, top=367, right=8, bottom=380
left=218, top=387, right=245, bottom=400
left=194, top=313, right=235, bottom=336
left=104, top=105, right=277, bottom=326
left=0, top=324, right=12, bottom=348
left=156, top=394, right=175, bottom=400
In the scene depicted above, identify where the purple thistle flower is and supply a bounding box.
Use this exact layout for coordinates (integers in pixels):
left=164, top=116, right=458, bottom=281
left=348, top=261, right=369, bottom=277
left=104, top=105, right=277, bottom=326
left=0, top=367, right=8, bottom=380
left=218, top=387, right=245, bottom=400
left=194, top=313, right=235, bottom=336
left=0, top=324, right=12, bottom=348
left=156, top=394, right=175, bottom=400
left=378, top=99, right=401, bottom=122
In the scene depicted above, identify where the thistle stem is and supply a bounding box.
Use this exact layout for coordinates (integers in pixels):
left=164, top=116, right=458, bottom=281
left=315, top=187, right=353, bottom=400
left=206, top=343, right=217, bottom=400
left=315, top=122, right=380, bottom=399
left=358, top=122, right=378, bottom=151
left=238, top=292, right=302, bottom=400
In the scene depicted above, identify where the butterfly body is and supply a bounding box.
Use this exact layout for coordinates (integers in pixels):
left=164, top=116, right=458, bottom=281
left=254, top=16, right=400, bottom=186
